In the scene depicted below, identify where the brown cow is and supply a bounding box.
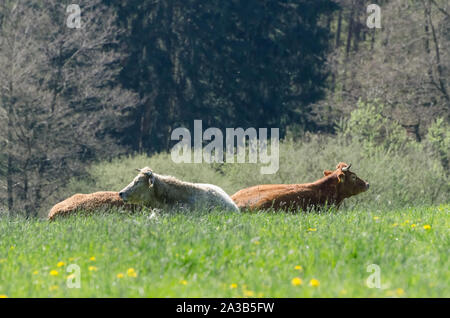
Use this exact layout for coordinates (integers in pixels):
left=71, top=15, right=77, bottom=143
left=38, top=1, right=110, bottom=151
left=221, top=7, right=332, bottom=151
left=48, top=191, right=138, bottom=220
left=231, top=162, right=369, bottom=211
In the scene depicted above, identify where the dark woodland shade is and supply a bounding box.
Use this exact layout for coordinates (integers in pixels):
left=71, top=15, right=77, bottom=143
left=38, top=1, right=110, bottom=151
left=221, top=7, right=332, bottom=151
left=107, top=0, right=338, bottom=152
left=1, top=0, right=448, bottom=216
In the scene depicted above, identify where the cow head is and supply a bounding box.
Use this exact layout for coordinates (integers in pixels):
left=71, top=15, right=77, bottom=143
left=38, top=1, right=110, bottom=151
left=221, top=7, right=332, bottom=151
left=119, top=167, right=156, bottom=205
left=324, top=162, right=369, bottom=198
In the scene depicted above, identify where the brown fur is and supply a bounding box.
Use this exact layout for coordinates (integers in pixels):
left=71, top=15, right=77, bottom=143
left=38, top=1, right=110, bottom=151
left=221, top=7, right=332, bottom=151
left=48, top=191, right=137, bottom=220
left=231, top=162, right=369, bottom=212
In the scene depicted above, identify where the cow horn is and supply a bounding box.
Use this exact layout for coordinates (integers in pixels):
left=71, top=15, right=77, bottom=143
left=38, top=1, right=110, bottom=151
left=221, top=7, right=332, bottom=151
left=342, top=163, right=352, bottom=171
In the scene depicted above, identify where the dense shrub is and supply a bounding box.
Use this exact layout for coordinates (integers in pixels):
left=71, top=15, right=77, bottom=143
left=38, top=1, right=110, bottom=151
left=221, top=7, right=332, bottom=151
left=338, top=100, right=409, bottom=153
left=425, top=117, right=450, bottom=171
left=56, top=135, right=448, bottom=216
left=48, top=101, right=448, bottom=217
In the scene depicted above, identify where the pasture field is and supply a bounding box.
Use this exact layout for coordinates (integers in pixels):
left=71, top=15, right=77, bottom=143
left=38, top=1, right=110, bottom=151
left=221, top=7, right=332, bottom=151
left=0, top=204, right=448, bottom=298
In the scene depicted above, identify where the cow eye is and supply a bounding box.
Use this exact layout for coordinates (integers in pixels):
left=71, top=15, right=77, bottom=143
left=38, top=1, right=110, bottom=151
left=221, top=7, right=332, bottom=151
left=351, top=175, right=356, bottom=181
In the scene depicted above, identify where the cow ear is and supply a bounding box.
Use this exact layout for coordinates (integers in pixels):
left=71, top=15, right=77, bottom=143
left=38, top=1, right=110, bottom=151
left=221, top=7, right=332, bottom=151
left=323, top=170, right=333, bottom=176
left=336, top=162, right=348, bottom=170
left=337, top=172, right=345, bottom=183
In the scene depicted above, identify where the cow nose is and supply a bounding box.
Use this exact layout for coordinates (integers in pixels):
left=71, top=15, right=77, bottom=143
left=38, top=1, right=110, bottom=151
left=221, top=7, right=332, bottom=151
left=119, top=192, right=124, bottom=199
left=366, top=183, right=370, bottom=189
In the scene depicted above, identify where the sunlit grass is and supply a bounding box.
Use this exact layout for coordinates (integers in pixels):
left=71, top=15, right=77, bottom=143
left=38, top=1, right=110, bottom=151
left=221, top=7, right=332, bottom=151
left=0, top=204, right=448, bottom=297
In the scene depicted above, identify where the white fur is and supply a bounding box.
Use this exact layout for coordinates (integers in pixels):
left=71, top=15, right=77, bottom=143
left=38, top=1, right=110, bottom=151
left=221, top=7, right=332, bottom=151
left=120, top=168, right=239, bottom=213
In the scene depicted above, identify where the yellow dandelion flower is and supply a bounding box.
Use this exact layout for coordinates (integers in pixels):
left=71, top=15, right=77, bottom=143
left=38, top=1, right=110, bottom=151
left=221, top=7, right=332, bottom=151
left=230, top=283, right=238, bottom=289
left=49, top=285, right=59, bottom=291
left=89, top=256, right=96, bottom=261
left=423, top=225, right=431, bottom=230
left=88, top=266, right=98, bottom=272
left=0, top=295, right=8, bottom=298
left=373, top=216, right=379, bottom=220
left=180, top=280, right=188, bottom=285
left=10, top=246, right=15, bottom=250
left=411, top=224, right=416, bottom=228
left=57, top=261, right=65, bottom=267
left=117, top=273, right=124, bottom=279
left=404, top=220, right=410, bottom=224
left=339, top=289, right=347, bottom=296
left=396, top=288, right=405, bottom=296
left=392, top=223, right=398, bottom=227
left=243, top=290, right=254, bottom=297
left=291, top=277, right=302, bottom=286
left=385, top=290, right=395, bottom=297
left=253, top=240, right=260, bottom=245
left=127, top=268, right=137, bottom=277
left=294, top=265, right=303, bottom=271
left=49, top=270, right=59, bottom=276
left=307, top=228, right=317, bottom=232
left=33, top=270, right=39, bottom=275
left=309, top=279, right=320, bottom=287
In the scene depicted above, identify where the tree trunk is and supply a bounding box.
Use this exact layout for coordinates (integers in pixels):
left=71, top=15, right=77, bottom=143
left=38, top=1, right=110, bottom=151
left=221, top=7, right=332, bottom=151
left=370, top=28, right=376, bottom=50
left=138, top=106, right=145, bottom=153
left=345, top=3, right=355, bottom=58
left=6, top=83, right=14, bottom=214
left=335, top=9, right=342, bottom=48
left=343, top=2, right=355, bottom=92
left=7, top=151, right=13, bottom=213
left=427, top=0, right=449, bottom=102
left=423, top=1, right=436, bottom=89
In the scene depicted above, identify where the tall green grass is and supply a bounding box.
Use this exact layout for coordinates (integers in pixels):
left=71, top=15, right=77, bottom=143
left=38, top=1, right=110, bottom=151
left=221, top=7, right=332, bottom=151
left=2, top=133, right=448, bottom=298
left=2, top=102, right=447, bottom=298
left=0, top=205, right=448, bottom=297
left=50, top=135, right=449, bottom=217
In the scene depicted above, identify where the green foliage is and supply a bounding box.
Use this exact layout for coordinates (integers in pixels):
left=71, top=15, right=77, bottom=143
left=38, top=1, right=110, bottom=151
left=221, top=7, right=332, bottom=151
left=53, top=134, right=449, bottom=217
left=339, top=100, right=409, bottom=153
left=426, top=117, right=450, bottom=171
left=0, top=205, right=448, bottom=297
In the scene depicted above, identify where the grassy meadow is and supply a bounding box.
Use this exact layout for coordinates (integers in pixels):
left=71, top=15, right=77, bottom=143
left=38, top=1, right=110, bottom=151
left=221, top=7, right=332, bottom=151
left=0, top=136, right=449, bottom=298
left=0, top=205, right=448, bottom=298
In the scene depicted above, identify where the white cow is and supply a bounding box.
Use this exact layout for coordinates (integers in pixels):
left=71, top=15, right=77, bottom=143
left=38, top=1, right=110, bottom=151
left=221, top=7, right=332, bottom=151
left=119, top=167, right=239, bottom=212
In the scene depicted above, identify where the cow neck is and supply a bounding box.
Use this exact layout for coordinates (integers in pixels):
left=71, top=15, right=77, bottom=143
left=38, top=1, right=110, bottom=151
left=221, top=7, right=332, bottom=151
left=152, top=173, right=194, bottom=203
left=307, top=173, right=341, bottom=203
left=309, top=173, right=339, bottom=189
